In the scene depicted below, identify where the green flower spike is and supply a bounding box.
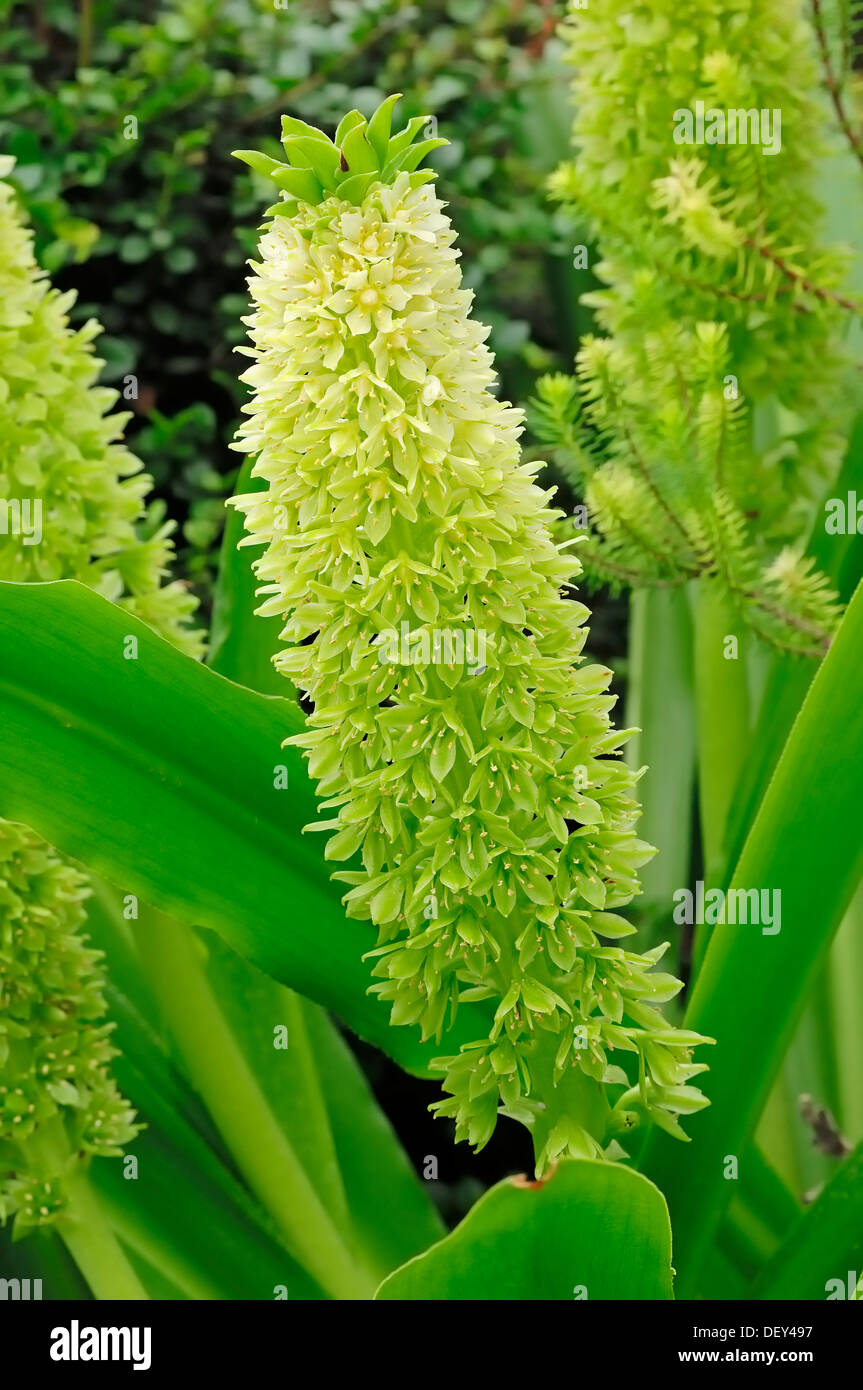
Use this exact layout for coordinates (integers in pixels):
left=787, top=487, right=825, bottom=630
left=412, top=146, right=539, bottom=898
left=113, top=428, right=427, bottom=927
left=0, top=159, right=202, bottom=658
left=0, top=821, right=139, bottom=1234
left=230, top=99, right=712, bottom=1174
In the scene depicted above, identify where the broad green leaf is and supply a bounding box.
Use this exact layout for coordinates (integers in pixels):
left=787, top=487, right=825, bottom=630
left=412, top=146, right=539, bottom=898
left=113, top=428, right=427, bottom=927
left=721, top=420, right=863, bottom=1201
left=723, top=420, right=863, bottom=1197
left=722, top=652, right=816, bottom=889
left=0, top=579, right=491, bottom=1074
left=376, top=1160, right=674, bottom=1300
left=829, top=883, right=863, bottom=1140
left=751, top=1140, right=863, bottom=1300
left=641, top=579, right=863, bottom=1297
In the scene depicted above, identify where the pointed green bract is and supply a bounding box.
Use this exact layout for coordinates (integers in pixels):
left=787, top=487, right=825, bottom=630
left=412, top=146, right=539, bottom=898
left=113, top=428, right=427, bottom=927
left=234, top=95, right=447, bottom=213
left=366, top=93, right=402, bottom=165
left=230, top=105, right=711, bottom=1172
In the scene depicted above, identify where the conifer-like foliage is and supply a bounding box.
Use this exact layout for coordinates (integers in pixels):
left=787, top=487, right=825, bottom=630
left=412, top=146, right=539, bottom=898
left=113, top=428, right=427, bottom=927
left=0, top=160, right=202, bottom=657
left=532, top=0, right=857, bottom=655
left=230, top=100, right=710, bottom=1172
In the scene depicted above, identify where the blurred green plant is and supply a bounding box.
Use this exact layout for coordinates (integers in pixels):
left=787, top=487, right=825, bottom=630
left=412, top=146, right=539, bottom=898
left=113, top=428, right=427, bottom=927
left=532, top=0, right=857, bottom=655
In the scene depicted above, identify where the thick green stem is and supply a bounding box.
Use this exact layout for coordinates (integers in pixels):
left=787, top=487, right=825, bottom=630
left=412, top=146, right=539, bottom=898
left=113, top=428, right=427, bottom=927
left=58, top=1165, right=149, bottom=1301
left=23, top=1114, right=147, bottom=1300
left=133, top=911, right=373, bottom=1300
left=694, top=579, right=751, bottom=879
left=829, top=883, right=863, bottom=1142
left=625, top=587, right=696, bottom=915
left=692, top=579, right=750, bottom=965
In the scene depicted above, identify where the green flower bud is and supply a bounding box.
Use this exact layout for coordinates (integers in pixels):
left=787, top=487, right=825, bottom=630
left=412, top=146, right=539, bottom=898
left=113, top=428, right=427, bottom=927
left=230, top=100, right=711, bottom=1172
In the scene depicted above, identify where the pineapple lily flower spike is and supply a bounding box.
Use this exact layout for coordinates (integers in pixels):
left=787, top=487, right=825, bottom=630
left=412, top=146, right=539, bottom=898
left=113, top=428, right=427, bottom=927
left=230, top=98, right=712, bottom=1174
left=0, top=158, right=202, bottom=655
